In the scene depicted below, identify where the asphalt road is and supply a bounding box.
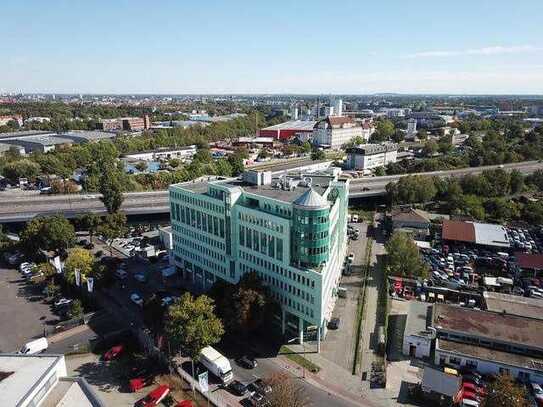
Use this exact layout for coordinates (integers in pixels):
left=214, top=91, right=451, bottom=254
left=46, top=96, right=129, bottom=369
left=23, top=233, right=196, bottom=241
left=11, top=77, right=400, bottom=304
left=1, top=160, right=542, bottom=222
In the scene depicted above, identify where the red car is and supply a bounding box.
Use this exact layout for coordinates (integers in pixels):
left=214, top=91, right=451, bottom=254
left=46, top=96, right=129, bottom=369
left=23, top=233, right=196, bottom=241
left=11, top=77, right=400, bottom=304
left=176, top=401, right=193, bottom=407
left=463, top=381, right=487, bottom=396
left=135, top=385, right=170, bottom=407
left=129, top=376, right=154, bottom=392
left=103, top=345, right=124, bottom=361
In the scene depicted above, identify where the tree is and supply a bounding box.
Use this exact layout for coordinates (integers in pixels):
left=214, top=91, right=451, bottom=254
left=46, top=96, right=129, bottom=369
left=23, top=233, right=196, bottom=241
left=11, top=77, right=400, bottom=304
left=422, top=140, right=438, bottom=157
left=209, top=272, right=276, bottom=337
left=45, top=281, right=61, bottom=299
left=76, top=213, right=102, bottom=242
left=68, top=299, right=84, bottom=320
left=301, top=141, right=312, bottom=154
left=134, top=161, right=147, bottom=172
left=522, top=201, right=543, bottom=225
left=227, top=152, right=245, bottom=176
left=2, top=159, right=41, bottom=183
left=386, top=175, right=437, bottom=205
left=165, top=293, right=224, bottom=377
left=385, top=231, right=429, bottom=279
left=483, top=373, right=528, bottom=407
left=374, top=166, right=385, bottom=176
left=416, top=129, right=428, bottom=140
left=98, top=212, right=127, bottom=255
left=64, top=248, right=94, bottom=285
left=372, top=119, right=395, bottom=141
left=509, top=169, right=524, bottom=194
left=311, top=149, right=325, bottom=161
left=36, top=262, right=56, bottom=281
left=99, top=166, right=125, bottom=214
left=20, top=215, right=76, bottom=256
left=266, top=373, right=309, bottom=407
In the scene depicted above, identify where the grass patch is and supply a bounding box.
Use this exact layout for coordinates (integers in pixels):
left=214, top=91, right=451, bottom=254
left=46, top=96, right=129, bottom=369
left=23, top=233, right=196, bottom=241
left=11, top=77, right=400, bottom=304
left=352, top=237, right=373, bottom=375
left=279, top=346, right=320, bottom=373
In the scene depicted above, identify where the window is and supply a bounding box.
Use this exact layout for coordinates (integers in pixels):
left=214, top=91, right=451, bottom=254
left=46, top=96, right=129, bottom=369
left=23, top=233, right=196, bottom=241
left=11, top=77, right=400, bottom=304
left=239, top=226, right=245, bottom=246
left=465, top=360, right=478, bottom=369
left=449, top=357, right=461, bottom=365
left=499, top=367, right=510, bottom=375
left=276, top=238, right=283, bottom=261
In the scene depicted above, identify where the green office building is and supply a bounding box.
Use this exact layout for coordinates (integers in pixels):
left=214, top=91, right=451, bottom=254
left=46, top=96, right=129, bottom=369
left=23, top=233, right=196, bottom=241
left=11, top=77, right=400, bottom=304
left=169, top=169, right=349, bottom=343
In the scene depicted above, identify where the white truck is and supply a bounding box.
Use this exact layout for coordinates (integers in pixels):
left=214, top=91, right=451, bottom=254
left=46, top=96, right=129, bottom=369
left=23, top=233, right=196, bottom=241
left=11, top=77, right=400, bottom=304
left=199, top=346, right=233, bottom=384
left=18, top=337, right=48, bottom=355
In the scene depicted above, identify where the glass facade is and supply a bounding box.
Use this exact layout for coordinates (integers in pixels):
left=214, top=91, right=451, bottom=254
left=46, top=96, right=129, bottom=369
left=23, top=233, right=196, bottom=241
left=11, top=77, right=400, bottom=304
left=292, top=207, right=330, bottom=268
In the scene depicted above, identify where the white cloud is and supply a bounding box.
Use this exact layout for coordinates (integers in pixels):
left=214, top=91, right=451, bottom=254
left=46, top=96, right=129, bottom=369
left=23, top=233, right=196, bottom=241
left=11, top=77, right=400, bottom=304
left=405, top=45, right=542, bottom=59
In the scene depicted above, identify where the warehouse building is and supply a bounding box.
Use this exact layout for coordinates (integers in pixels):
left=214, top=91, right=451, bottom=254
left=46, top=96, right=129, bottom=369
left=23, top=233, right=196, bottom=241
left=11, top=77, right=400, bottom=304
left=441, top=220, right=510, bottom=249
left=346, top=143, right=398, bottom=171
left=432, top=303, right=543, bottom=384
left=258, top=120, right=317, bottom=141
left=169, top=169, right=350, bottom=343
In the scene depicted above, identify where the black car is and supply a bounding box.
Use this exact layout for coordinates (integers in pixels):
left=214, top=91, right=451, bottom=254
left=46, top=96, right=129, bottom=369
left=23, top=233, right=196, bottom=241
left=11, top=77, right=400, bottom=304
left=328, top=317, right=340, bottom=330
left=248, top=379, right=272, bottom=395
left=238, top=355, right=258, bottom=369
left=229, top=380, right=249, bottom=396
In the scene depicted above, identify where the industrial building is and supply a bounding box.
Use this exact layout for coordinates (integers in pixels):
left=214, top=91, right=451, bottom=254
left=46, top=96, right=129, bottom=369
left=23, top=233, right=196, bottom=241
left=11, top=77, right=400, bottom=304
left=258, top=120, right=316, bottom=141
left=432, top=303, right=543, bottom=384
left=123, top=145, right=198, bottom=162
left=345, top=143, right=398, bottom=171
left=0, top=353, right=104, bottom=407
left=441, top=220, right=510, bottom=249
left=313, top=116, right=367, bottom=149
left=169, top=169, right=350, bottom=343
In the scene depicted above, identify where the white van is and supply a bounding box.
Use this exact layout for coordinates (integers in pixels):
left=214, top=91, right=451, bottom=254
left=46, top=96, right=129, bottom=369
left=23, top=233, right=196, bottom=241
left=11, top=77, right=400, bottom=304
left=18, top=337, right=48, bottom=355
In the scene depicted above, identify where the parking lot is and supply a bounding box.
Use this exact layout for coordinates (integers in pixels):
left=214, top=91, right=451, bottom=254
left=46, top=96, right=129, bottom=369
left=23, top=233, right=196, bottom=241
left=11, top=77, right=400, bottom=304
left=0, top=266, right=58, bottom=352
left=320, top=222, right=369, bottom=371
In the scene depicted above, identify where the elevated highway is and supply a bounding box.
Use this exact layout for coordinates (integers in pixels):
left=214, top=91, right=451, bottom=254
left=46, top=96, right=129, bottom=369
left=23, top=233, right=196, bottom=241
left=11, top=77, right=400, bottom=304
left=0, top=161, right=542, bottom=223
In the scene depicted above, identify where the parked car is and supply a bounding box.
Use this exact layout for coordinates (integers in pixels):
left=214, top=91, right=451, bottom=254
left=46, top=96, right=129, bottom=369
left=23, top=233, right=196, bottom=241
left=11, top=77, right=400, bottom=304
left=237, top=355, right=258, bottom=369
left=248, top=379, right=272, bottom=395
left=54, top=298, right=72, bottom=308
left=161, top=296, right=174, bottom=307
left=103, top=344, right=124, bottom=361
left=131, top=293, right=144, bottom=307
left=229, top=380, right=249, bottom=396
left=135, top=385, right=170, bottom=407
left=531, top=382, right=543, bottom=405
left=134, top=273, right=147, bottom=283
left=328, top=317, right=340, bottom=330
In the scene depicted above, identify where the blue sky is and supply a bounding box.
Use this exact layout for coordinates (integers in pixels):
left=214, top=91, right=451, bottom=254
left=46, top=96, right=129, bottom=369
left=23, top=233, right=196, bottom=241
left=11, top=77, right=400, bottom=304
left=1, top=0, right=543, bottom=94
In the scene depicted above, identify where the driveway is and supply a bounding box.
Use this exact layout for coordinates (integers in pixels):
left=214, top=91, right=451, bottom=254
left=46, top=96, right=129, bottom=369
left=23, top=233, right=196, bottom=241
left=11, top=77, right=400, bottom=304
left=0, top=266, right=59, bottom=352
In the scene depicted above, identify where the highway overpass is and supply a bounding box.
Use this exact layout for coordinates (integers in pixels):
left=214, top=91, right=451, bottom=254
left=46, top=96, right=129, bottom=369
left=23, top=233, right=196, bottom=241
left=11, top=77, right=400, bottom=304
left=0, top=161, right=542, bottom=223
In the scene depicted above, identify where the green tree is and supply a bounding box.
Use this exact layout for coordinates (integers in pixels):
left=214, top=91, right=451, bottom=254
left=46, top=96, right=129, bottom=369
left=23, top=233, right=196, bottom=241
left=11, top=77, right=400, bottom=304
left=165, top=293, right=224, bottom=377
left=64, top=248, right=94, bottom=285
left=76, top=213, right=102, bottom=243
left=134, top=161, right=147, bottom=172
left=227, top=152, right=245, bottom=176
left=311, top=149, right=325, bottom=161
left=97, top=212, right=127, bottom=255
left=374, top=166, right=385, bottom=176
left=2, top=159, right=41, bottom=183
left=422, top=140, right=438, bottom=157
left=416, top=129, right=428, bottom=140
left=482, top=373, right=528, bottom=407
left=372, top=119, right=395, bottom=141
left=385, top=231, right=429, bottom=279
left=509, top=169, right=524, bottom=194
left=386, top=175, right=437, bottom=205
left=68, top=299, right=84, bottom=320
left=20, top=215, right=76, bottom=256
left=45, top=281, right=61, bottom=299
left=99, top=166, right=125, bottom=214
left=301, top=141, right=312, bottom=154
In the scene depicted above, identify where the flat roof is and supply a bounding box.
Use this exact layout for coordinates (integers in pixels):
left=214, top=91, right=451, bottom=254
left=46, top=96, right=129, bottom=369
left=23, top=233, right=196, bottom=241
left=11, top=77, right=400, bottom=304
left=61, top=131, right=116, bottom=142
left=438, top=339, right=543, bottom=372
left=405, top=301, right=431, bottom=336
left=442, top=220, right=509, bottom=248
left=483, top=291, right=543, bottom=320
left=0, top=354, right=62, bottom=406
left=175, top=173, right=337, bottom=205
left=433, top=303, right=543, bottom=350
left=347, top=143, right=398, bottom=155
left=260, top=120, right=316, bottom=131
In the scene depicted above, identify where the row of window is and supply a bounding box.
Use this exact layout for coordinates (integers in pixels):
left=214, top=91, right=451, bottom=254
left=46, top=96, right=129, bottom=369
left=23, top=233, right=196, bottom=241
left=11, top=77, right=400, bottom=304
left=238, top=212, right=285, bottom=233
left=172, top=203, right=226, bottom=239
left=296, top=215, right=328, bottom=225
left=297, top=246, right=328, bottom=256
left=239, top=226, right=283, bottom=261
left=174, top=244, right=227, bottom=276
left=172, top=224, right=225, bottom=251
left=259, top=201, right=292, bottom=218
left=239, top=249, right=316, bottom=289
left=174, top=234, right=226, bottom=263
left=172, top=191, right=224, bottom=214
left=241, top=264, right=315, bottom=319
left=295, top=231, right=328, bottom=240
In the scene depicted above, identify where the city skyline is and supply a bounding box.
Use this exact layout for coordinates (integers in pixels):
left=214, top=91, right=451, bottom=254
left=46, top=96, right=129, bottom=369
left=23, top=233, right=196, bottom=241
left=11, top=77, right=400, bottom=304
left=1, top=0, right=543, bottom=94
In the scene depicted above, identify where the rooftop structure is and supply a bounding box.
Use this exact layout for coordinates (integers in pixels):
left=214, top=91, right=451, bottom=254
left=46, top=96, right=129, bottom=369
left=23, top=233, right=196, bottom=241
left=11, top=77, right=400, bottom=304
left=441, top=220, right=510, bottom=248
left=169, top=169, right=350, bottom=344
left=483, top=291, right=543, bottom=320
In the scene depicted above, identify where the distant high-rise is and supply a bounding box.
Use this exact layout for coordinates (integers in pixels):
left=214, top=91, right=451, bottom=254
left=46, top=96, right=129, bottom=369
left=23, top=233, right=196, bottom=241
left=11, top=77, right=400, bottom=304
left=290, top=105, right=299, bottom=120
left=407, top=118, right=417, bottom=134
left=332, top=98, right=343, bottom=116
